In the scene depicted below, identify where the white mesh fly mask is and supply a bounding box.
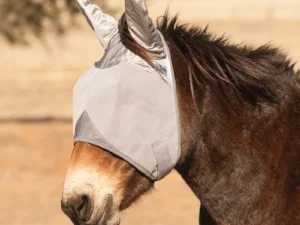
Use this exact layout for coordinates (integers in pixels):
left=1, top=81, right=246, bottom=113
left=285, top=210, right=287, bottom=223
left=73, top=0, right=181, bottom=181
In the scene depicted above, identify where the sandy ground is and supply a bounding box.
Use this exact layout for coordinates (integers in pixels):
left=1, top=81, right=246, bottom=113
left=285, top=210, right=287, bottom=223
left=1, top=1, right=300, bottom=225
left=0, top=122, right=199, bottom=225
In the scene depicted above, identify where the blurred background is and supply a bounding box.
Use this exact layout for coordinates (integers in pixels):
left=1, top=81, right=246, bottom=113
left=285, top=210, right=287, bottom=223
left=0, top=0, right=299, bottom=225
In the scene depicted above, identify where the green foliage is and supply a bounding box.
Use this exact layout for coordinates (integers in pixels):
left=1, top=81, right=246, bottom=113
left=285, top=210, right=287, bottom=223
left=0, top=0, right=110, bottom=44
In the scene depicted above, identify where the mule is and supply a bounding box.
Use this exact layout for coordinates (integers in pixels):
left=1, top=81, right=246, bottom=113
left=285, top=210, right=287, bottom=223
left=61, top=1, right=300, bottom=225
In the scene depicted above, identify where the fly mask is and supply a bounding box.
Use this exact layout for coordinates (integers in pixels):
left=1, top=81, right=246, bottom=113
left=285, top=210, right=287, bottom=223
left=73, top=0, right=181, bottom=181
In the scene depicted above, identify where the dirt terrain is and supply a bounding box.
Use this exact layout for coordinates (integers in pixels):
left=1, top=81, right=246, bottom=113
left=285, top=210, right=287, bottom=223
left=1, top=1, right=300, bottom=225
left=0, top=122, right=199, bottom=225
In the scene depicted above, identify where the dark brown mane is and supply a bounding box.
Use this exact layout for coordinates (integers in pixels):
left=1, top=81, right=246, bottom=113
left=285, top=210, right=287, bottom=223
left=119, top=12, right=299, bottom=106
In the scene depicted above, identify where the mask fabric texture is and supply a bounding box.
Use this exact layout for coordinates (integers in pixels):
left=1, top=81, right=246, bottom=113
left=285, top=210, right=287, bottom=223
left=73, top=0, right=181, bottom=181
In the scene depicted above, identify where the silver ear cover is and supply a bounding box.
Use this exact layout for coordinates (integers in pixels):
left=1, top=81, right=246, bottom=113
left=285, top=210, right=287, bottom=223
left=77, top=0, right=118, bottom=50
left=125, top=0, right=165, bottom=58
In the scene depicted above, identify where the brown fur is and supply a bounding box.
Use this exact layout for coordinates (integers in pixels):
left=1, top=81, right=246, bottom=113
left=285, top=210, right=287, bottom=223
left=120, top=12, right=300, bottom=225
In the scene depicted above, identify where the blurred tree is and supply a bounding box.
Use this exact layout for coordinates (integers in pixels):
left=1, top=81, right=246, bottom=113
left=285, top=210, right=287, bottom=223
left=0, top=0, right=112, bottom=44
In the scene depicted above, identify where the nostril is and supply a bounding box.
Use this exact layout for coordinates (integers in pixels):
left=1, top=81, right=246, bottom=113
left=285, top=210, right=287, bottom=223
left=61, top=194, right=94, bottom=223
left=77, top=195, right=88, bottom=212
left=75, top=194, right=94, bottom=222
left=75, top=195, right=93, bottom=222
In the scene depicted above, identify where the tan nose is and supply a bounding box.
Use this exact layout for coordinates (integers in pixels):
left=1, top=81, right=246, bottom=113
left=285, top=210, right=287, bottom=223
left=61, top=194, right=94, bottom=223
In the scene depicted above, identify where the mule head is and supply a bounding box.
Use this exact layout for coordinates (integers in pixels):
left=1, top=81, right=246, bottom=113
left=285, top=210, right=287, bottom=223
left=61, top=0, right=167, bottom=225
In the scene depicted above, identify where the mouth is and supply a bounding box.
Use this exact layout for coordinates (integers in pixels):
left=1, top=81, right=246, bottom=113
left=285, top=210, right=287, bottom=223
left=89, top=194, right=116, bottom=225
left=96, top=198, right=109, bottom=225
left=98, top=194, right=120, bottom=225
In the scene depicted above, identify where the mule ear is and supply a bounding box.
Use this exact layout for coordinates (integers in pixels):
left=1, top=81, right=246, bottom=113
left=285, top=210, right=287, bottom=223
left=125, top=0, right=165, bottom=58
left=77, top=0, right=118, bottom=50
